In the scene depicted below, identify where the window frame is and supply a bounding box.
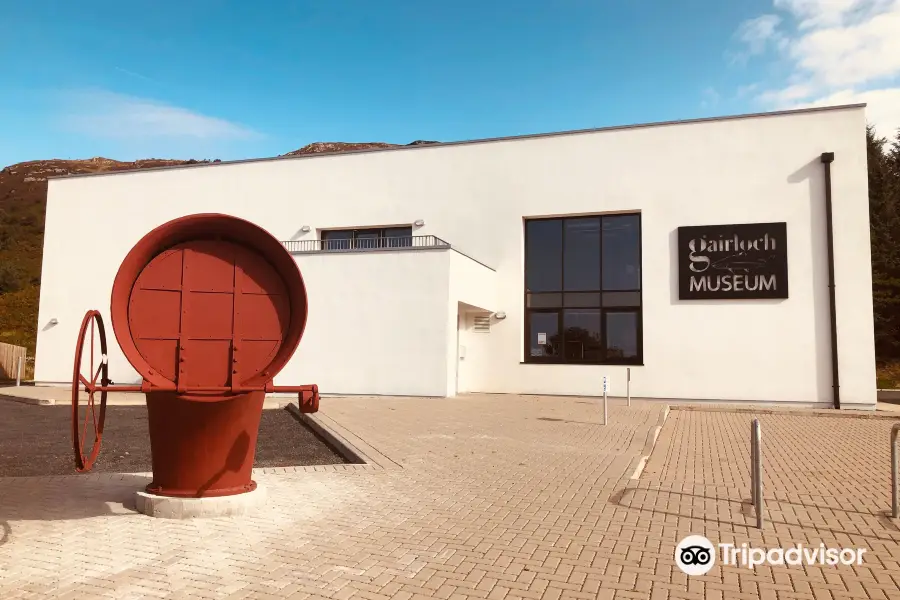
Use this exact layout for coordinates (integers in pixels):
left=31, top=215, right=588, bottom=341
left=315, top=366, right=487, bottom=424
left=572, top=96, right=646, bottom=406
left=523, top=213, right=643, bottom=366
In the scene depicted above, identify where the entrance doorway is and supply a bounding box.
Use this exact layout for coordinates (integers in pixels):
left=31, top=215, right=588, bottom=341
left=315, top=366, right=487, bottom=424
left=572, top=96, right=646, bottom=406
left=456, top=303, right=492, bottom=395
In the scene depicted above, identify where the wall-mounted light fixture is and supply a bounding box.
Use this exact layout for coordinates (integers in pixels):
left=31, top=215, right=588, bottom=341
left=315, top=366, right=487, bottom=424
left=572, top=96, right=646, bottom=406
left=49, top=318, right=59, bottom=325
left=494, top=312, right=507, bottom=320
left=300, top=225, right=311, bottom=233
left=413, top=219, right=425, bottom=227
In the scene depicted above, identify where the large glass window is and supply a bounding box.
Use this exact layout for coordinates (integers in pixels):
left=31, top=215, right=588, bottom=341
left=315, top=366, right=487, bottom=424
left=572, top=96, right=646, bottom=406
left=524, top=213, right=642, bottom=365
left=525, top=219, right=562, bottom=292
left=564, top=218, right=602, bottom=290
left=602, top=216, right=641, bottom=290
left=321, top=229, right=353, bottom=250
left=528, top=312, right=560, bottom=359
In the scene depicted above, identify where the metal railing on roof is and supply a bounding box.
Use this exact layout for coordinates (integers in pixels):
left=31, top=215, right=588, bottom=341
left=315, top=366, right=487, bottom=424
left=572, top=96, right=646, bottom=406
left=282, top=235, right=450, bottom=254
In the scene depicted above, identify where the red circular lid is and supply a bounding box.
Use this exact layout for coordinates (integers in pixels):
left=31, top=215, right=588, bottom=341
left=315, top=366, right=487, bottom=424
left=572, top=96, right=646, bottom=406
left=110, top=214, right=307, bottom=392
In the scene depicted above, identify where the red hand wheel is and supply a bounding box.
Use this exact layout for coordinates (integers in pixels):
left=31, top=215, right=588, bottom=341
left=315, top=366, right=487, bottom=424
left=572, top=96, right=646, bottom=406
left=72, top=310, right=109, bottom=472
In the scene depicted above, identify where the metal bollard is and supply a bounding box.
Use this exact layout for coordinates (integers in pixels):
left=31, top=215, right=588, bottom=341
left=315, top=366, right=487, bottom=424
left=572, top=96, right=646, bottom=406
left=626, top=368, right=631, bottom=407
left=16, top=355, right=23, bottom=387
left=892, top=423, right=900, bottom=518
left=602, top=376, right=609, bottom=425
left=751, top=418, right=763, bottom=529
left=750, top=422, right=757, bottom=506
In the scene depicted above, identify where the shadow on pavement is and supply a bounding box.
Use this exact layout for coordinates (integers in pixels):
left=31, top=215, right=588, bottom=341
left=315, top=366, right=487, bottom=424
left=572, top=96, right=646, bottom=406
left=536, top=417, right=605, bottom=425
left=610, top=485, right=900, bottom=541
left=0, top=474, right=150, bottom=527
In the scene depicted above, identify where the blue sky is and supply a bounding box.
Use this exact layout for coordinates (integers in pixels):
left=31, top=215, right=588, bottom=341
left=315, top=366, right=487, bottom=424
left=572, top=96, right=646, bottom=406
left=2, top=0, right=898, bottom=168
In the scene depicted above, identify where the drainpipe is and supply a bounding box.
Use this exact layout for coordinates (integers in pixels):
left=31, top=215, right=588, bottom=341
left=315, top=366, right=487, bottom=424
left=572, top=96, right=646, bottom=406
left=820, top=152, right=840, bottom=409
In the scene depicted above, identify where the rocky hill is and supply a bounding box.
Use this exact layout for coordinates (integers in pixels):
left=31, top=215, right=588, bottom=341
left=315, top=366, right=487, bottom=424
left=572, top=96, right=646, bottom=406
left=282, top=140, right=438, bottom=156
left=0, top=141, right=439, bottom=357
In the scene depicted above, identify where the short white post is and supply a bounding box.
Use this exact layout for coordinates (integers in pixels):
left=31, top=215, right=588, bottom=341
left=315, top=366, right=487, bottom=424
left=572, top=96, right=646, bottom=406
left=602, top=375, right=609, bottom=425
left=626, top=368, right=631, bottom=407
left=16, top=355, right=24, bottom=386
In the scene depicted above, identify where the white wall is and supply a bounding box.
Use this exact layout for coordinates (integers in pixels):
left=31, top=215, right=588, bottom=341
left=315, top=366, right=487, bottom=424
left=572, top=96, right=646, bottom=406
left=472, top=105, right=874, bottom=406
left=278, top=250, right=450, bottom=397
left=448, top=250, right=497, bottom=311
left=35, top=105, right=876, bottom=406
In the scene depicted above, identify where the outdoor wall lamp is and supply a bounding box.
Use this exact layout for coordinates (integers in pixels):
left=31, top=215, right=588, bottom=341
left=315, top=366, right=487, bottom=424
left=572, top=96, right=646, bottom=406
left=413, top=219, right=425, bottom=227
left=494, top=312, right=507, bottom=320
left=49, top=318, right=58, bottom=325
left=300, top=225, right=311, bottom=233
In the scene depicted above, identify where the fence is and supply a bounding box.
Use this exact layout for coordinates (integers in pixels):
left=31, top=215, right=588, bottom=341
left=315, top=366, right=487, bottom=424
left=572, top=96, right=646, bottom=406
left=282, top=235, right=450, bottom=253
left=0, top=342, right=26, bottom=381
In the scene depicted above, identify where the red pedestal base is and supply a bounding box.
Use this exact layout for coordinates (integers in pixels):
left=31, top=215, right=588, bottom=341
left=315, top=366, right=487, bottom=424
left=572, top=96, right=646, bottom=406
left=144, top=391, right=264, bottom=498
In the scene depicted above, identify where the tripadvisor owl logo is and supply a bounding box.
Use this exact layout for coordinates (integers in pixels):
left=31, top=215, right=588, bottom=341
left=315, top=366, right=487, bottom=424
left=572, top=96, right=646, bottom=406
left=675, top=535, right=716, bottom=575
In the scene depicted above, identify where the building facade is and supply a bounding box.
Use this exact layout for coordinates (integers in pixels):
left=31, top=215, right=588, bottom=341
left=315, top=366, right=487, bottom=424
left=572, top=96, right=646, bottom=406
left=35, top=104, right=877, bottom=407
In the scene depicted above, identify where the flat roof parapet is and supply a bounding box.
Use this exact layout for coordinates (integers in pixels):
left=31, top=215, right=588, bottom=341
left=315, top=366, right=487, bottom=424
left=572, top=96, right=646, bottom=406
left=49, top=103, right=867, bottom=181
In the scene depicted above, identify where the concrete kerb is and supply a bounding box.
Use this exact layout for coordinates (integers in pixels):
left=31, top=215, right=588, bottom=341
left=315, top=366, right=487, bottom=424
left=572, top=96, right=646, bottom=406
left=286, top=402, right=402, bottom=470
left=0, top=395, right=54, bottom=406
left=670, top=403, right=900, bottom=420
left=628, top=405, right=670, bottom=480
left=0, top=387, right=291, bottom=409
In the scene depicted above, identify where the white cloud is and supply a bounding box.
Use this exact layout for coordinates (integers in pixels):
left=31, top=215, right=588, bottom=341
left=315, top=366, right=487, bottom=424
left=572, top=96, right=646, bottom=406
left=113, top=67, right=156, bottom=84
left=798, top=87, right=900, bottom=136
left=732, top=0, right=900, bottom=137
left=735, top=15, right=784, bottom=56
left=757, top=83, right=816, bottom=104
left=773, top=0, right=895, bottom=28
left=701, top=87, right=721, bottom=109
left=736, top=83, right=761, bottom=99
left=787, top=7, right=900, bottom=87
left=58, top=89, right=260, bottom=141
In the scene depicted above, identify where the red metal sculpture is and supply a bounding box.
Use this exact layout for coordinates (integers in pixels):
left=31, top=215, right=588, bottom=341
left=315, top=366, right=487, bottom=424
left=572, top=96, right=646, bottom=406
left=71, top=213, right=319, bottom=497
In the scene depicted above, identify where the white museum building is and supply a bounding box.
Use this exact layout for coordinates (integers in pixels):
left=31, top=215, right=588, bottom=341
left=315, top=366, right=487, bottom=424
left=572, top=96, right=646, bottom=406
left=34, top=103, right=877, bottom=408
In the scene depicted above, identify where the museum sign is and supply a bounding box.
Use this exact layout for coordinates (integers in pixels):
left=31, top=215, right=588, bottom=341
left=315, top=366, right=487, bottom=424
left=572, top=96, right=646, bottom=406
left=677, top=222, right=788, bottom=300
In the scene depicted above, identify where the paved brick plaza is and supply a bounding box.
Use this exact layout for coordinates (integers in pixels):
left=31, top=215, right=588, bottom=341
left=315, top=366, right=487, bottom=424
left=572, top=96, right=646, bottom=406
left=1, top=395, right=899, bottom=599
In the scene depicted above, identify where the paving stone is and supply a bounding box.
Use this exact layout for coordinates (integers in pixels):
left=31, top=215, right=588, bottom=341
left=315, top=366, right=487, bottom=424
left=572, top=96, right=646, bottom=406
left=1, top=395, right=899, bottom=599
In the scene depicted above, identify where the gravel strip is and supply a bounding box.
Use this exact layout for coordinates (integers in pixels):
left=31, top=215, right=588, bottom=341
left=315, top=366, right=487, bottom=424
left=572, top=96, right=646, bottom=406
left=0, top=396, right=347, bottom=477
